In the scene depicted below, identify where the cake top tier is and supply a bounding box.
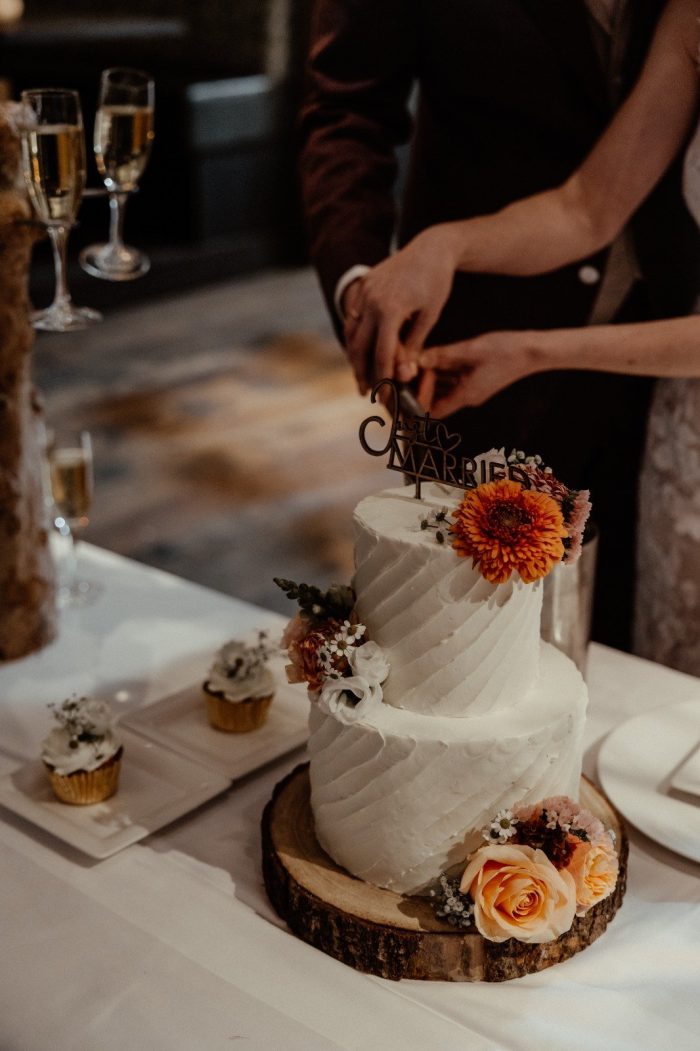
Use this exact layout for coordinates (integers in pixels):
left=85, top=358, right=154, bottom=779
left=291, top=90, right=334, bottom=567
left=352, top=484, right=544, bottom=718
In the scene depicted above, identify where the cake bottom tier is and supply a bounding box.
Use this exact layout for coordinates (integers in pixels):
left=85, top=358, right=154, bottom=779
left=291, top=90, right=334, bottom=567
left=262, top=765, right=627, bottom=982
left=309, top=643, right=587, bottom=895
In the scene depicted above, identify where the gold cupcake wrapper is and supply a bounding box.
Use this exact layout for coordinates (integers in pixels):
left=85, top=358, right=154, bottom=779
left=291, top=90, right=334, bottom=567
left=203, top=686, right=273, bottom=733
left=45, top=747, right=123, bottom=805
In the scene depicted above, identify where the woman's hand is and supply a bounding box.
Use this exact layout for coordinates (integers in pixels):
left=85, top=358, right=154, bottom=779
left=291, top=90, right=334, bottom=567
left=343, top=225, right=461, bottom=395
left=420, top=330, right=540, bottom=417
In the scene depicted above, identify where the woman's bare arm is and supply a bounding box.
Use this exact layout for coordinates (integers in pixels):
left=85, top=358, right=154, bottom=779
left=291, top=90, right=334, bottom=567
left=448, top=0, right=700, bottom=275
left=346, top=0, right=700, bottom=387
left=420, top=313, right=700, bottom=417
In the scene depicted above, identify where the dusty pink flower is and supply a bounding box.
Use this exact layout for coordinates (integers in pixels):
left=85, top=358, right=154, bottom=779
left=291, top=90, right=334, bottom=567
left=521, top=464, right=570, bottom=502
left=570, top=807, right=606, bottom=846
left=281, top=613, right=342, bottom=690
left=563, top=489, right=592, bottom=564
left=512, top=801, right=540, bottom=824
left=520, top=465, right=591, bottom=565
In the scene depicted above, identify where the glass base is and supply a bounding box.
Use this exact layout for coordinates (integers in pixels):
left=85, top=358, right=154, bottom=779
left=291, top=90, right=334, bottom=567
left=80, top=243, right=150, bottom=282
left=31, top=303, right=103, bottom=332
left=57, top=578, right=102, bottom=609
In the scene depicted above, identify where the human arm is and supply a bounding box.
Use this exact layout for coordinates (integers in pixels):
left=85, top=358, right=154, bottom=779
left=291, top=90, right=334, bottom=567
left=347, top=0, right=700, bottom=383
left=419, top=314, right=700, bottom=416
left=298, top=1, right=416, bottom=336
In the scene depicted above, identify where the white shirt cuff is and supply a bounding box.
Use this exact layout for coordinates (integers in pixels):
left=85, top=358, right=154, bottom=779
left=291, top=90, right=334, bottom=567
left=334, top=265, right=371, bottom=320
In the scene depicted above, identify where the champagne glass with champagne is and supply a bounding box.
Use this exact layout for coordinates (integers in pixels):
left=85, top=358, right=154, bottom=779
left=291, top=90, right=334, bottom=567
left=80, top=67, right=155, bottom=280
left=19, top=88, right=102, bottom=331
left=47, top=429, right=96, bottom=606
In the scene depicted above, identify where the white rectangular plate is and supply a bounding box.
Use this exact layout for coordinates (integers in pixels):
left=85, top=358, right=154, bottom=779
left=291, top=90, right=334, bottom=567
left=121, top=664, right=309, bottom=780
left=0, top=728, right=231, bottom=859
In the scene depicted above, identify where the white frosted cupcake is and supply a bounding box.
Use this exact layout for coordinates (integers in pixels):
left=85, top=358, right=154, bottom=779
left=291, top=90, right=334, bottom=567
left=42, top=697, right=123, bottom=805
left=203, top=631, right=275, bottom=732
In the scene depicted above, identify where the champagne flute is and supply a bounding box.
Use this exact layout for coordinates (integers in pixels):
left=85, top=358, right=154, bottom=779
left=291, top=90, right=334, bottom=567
left=80, top=67, right=155, bottom=281
left=47, top=429, right=96, bottom=606
left=20, top=89, right=102, bottom=331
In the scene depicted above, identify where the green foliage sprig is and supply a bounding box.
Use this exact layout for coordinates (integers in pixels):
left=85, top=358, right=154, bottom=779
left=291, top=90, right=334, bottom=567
left=273, top=578, right=355, bottom=627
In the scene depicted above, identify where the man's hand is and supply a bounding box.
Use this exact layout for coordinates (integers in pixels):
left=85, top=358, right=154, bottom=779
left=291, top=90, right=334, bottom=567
left=342, top=278, right=372, bottom=394
left=342, top=227, right=460, bottom=395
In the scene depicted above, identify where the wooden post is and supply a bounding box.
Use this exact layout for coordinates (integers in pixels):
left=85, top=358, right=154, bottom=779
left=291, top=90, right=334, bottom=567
left=0, top=103, right=56, bottom=660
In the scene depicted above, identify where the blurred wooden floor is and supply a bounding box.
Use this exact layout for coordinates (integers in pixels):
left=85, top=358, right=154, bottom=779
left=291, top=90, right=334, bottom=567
left=33, top=267, right=388, bottom=615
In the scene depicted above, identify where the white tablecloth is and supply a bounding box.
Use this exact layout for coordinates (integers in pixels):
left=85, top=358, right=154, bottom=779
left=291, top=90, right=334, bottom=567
left=1, top=546, right=698, bottom=1051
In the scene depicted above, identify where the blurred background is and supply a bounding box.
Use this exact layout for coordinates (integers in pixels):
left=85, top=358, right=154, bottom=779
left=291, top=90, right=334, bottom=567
left=1, top=1, right=389, bottom=613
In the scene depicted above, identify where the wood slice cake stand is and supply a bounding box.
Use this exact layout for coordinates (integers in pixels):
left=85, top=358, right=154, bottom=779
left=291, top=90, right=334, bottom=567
left=262, top=763, right=628, bottom=982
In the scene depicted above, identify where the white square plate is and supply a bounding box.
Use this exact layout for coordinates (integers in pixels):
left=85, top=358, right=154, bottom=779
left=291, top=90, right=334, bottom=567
left=121, top=664, right=309, bottom=780
left=0, top=728, right=231, bottom=859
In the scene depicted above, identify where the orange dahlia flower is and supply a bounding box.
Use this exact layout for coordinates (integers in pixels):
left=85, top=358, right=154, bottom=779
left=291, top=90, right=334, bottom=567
left=451, top=478, right=567, bottom=584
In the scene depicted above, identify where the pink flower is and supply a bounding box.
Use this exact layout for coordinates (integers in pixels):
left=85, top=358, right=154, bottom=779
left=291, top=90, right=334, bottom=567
left=512, top=801, right=540, bottom=824
left=570, top=807, right=606, bottom=846
left=281, top=613, right=341, bottom=690
left=563, top=489, right=592, bottom=565
left=520, top=465, right=591, bottom=566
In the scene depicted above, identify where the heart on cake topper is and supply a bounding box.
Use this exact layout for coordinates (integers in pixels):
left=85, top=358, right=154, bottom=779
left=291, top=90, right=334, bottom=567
left=359, top=379, right=532, bottom=499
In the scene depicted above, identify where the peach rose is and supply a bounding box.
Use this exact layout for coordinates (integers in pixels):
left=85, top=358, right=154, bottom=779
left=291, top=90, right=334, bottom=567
left=566, top=834, right=618, bottom=915
left=460, top=843, right=577, bottom=944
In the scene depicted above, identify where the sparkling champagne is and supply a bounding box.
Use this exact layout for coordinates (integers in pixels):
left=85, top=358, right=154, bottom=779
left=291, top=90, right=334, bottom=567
left=21, top=124, right=86, bottom=225
left=94, top=104, right=154, bottom=191
left=49, top=448, right=93, bottom=525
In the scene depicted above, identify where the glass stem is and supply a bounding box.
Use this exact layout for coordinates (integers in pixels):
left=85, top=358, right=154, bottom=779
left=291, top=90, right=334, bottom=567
left=108, top=192, right=128, bottom=250
left=67, top=529, right=80, bottom=593
left=48, top=225, right=72, bottom=308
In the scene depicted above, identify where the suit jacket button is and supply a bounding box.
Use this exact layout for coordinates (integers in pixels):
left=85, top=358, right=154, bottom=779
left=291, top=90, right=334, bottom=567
left=578, top=265, right=600, bottom=285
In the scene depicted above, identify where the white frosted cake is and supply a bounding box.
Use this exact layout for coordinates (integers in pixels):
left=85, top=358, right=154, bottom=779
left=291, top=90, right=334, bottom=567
left=306, top=483, right=588, bottom=895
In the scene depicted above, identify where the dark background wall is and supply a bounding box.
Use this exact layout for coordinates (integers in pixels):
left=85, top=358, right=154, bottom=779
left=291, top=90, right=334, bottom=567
left=0, top=1, right=315, bottom=306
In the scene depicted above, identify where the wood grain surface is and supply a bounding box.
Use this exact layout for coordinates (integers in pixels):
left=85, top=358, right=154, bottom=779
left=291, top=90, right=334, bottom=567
left=262, top=764, right=628, bottom=982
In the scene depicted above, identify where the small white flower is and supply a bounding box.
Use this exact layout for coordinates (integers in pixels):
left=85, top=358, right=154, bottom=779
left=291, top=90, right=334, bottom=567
left=486, top=809, right=518, bottom=844
left=326, top=620, right=365, bottom=656
left=545, top=807, right=569, bottom=831
left=80, top=699, right=113, bottom=736
left=345, top=620, right=366, bottom=640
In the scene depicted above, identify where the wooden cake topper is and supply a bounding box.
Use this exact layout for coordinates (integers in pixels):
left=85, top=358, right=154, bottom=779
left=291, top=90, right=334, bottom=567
left=359, top=379, right=532, bottom=498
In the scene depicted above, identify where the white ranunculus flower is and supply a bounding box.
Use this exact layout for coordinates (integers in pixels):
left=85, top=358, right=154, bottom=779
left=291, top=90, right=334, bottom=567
left=347, top=640, right=390, bottom=686
left=318, top=674, right=382, bottom=723
left=81, top=699, right=114, bottom=736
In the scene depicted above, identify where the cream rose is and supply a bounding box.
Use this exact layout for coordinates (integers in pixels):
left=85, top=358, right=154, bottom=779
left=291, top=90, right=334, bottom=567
left=460, top=843, right=577, bottom=944
left=566, top=834, right=619, bottom=915
left=347, top=641, right=390, bottom=686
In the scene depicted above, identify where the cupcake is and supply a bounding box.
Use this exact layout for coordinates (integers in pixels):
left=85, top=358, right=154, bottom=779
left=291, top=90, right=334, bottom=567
left=203, top=631, right=275, bottom=732
left=42, top=696, right=123, bottom=805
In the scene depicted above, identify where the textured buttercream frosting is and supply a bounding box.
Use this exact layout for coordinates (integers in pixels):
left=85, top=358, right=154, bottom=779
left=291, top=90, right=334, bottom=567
left=353, top=484, right=543, bottom=717
left=308, top=482, right=589, bottom=895
left=309, top=643, right=587, bottom=895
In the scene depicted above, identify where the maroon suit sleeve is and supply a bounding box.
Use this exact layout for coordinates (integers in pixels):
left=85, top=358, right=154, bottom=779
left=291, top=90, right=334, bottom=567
left=298, top=0, right=418, bottom=319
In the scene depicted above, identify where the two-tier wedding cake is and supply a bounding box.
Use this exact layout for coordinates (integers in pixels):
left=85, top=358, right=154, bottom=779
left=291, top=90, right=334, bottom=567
left=307, top=481, right=588, bottom=895
left=271, top=426, right=620, bottom=964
